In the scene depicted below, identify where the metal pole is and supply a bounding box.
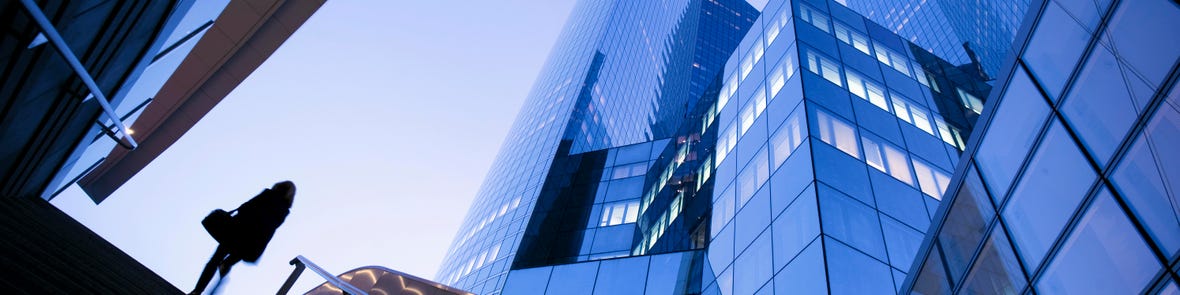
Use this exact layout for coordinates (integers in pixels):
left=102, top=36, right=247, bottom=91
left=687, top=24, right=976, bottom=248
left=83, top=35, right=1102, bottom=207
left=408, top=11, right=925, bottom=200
left=18, top=0, right=138, bottom=149
left=277, top=258, right=308, bottom=295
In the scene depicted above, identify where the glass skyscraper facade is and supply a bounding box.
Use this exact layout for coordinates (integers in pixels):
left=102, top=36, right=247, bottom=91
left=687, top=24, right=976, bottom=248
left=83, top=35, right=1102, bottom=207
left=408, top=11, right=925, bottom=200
left=700, top=0, right=986, bottom=293
left=440, top=0, right=1179, bottom=294
left=436, top=0, right=759, bottom=293
left=903, top=0, right=1180, bottom=294
left=838, top=0, right=1030, bottom=79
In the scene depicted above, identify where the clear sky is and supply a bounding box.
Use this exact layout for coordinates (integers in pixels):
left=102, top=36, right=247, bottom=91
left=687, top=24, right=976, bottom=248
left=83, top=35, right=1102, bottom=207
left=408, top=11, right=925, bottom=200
left=51, top=0, right=577, bottom=293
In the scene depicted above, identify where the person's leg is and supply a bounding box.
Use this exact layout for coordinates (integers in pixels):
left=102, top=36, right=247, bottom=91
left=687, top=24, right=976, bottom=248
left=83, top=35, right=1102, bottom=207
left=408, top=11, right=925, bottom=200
left=191, top=245, right=230, bottom=295
left=218, top=254, right=242, bottom=276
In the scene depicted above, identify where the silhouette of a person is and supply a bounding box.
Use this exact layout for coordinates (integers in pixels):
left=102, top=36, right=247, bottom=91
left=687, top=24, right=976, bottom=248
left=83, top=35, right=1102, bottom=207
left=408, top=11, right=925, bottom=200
left=190, top=181, right=295, bottom=295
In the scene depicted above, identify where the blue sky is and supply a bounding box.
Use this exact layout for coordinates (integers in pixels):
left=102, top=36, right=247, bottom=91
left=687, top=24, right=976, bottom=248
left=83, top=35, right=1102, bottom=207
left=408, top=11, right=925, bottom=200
left=52, top=1, right=577, bottom=293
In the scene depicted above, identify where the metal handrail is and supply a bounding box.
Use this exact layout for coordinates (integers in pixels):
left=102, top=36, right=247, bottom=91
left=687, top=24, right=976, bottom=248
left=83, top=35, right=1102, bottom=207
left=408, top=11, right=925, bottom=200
left=19, top=0, right=138, bottom=149
left=278, top=255, right=368, bottom=295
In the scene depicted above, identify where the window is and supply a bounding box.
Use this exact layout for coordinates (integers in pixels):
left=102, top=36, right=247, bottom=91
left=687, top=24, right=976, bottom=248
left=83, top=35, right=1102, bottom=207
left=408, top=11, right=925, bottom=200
left=893, top=97, right=912, bottom=124
left=740, top=100, right=757, bottom=135
left=717, top=124, right=738, bottom=166
left=766, top=14, right=783, bottom=45
left=891, top=94, right=937, bottom=136
left=719, top=74, right=738, bottom=110
left=770, top=68, right=786, bottom=96
left=799, top=4, right=830, bottom=33
left=600, top=200, right=640, bottom=227
left=833, top=22, right=871, bottom=55
left=872, top=41, right=913, bottom=77
left=910, top=107, right=935, bottom=135
left=845, top=71, right=889, bottom=111
left=957, top=88, right=985, bottom=115
left=807, top=51, right=843, bottom=87
left=935, top=119, right=965, bottom=150
left=771, top=110, right=806, bottom=168
left=912, top=158, right=950, bottom=199
left=874, top=42, right=891, bottom=64
left=741, top=54, right=755, bottom=80
left=752, top=37, right=765, bottom=64
left=889, top=51, right=911, bottom=77
left=817, top=110, right=859, bottom=158
left=862, top=136, right=913, bottom=185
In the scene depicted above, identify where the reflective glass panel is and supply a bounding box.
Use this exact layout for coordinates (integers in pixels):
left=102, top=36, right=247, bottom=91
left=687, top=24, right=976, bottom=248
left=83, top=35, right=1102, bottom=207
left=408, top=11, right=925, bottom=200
left=772, top=187, right=820, bottom=270
left=1061, top=45, right=1137, bottom=167
left=547, top=263, right=599, bottom=295
left=773, top=240, right=827, bottom=294
left=976, top=66, right=1050, bottom=198
left=938, top=166, right=995, bottom=282
left=1103, top=0, right=1180, bottom=89
left=827, top=238, right=895, bottom=295
left=960, top=225, right=1027, bottom=295
left=1003, top=121, right=1095, bottom=269
left=593, top=257, right=649, bottom=295
left=1023, top=1, right=1092, bottom=98
left=1113, top=98, right=1180, bottom=255
left=819, top=185, right=886, bottom=259
left=1037, top=191, right=1161, bottom=295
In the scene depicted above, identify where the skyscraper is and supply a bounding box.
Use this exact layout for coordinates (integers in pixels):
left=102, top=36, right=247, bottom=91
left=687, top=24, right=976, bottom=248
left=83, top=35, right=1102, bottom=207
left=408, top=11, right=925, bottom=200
left=439, top=0, right=992, bottom=294
left=698, top=0, right=989, bottom=292
left=436, top=0, right=759, bottom=293
left=903, top=0, right=1180, bottom=293
left=837, top=0, right=1030, bottom=79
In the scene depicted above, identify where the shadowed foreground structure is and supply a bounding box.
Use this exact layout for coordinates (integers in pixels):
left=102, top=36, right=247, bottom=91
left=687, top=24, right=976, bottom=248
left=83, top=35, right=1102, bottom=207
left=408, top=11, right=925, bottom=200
left=0, top=197, right=180, bottom=293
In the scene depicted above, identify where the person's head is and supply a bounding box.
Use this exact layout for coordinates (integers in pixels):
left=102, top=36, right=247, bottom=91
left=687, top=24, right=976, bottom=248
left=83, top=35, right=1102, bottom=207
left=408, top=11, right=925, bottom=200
left=272, top=180, right=296, bottom=206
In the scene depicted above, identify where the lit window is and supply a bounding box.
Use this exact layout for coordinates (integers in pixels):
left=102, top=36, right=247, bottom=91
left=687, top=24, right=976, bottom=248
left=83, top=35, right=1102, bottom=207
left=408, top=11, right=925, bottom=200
left=863, top=137, right=886, bottom=171
left=800, top=4, right=830, bottom=33
left=847, top=71, right=867, bottom=100
left=741, top=54, right=754, bottom=80
left=834, top=22, right=851, bottom=43
left=817, top=110, right=859, bottom=158
left=866, top=83, right=887, bottom=110
left=740, top=102, right=756, bottom=135
left=772, top=111, right=805, bottom=168
left=911, top=107, right=934, bottom=135
left=915, top=64, right=932, bottom=87
left=893, top=96, right=912, bottom=124
left=600, top=200, right=641, bottom=227
left=862, top=136, right=914, bottom=185
left=912, top=159, right=950, bottom=199
left=807, top=52, right=843, bottom=87
left=926, top=72, right=941, bottom=93
left=717, top=124, right=737, bottom=166
left=935, top=119, right=962, bottom=150
left=752, top=37, right=765, bottom=63
left=833, top=22, right=871, bottom=55
left=719, top=74, right=737, bottom=111
left=625, top=202, right=640, bottom=223
left=957, top=87, right=984, bottom=114
left=770, top=69, right=786, bottom=95
left=766, top=18, right=781, bottom=44
left=874, top=42, right=891, bottom=64
left=890, top=51, right=911, bottom=76
left=754, top=88, right=766, bottom=115
left=770, top=51, right=797, bottom=98
left=847, top=71, right=889, bottom=111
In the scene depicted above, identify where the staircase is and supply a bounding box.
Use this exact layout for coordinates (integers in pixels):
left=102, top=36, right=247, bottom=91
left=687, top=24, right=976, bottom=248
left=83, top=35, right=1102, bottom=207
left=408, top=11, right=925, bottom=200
left=0, top=196, right=181, bottom=293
